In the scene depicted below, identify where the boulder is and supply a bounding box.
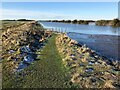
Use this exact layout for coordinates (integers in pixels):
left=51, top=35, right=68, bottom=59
left=85, top=67, right=94, bottom=73
left=69, top=40, right=78, bottom=45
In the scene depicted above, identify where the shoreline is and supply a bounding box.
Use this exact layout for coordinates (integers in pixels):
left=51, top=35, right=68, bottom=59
left=67, top=31, right=120, bottom=36
left=56, top=33, right=120, bottom=88
left=66, top=32, right=119, bottom=67
left=41, top=19, right=120, bottom=27
left=67, top=32, right=119, bottom=61
left=66, top=33, right=120, bottom=68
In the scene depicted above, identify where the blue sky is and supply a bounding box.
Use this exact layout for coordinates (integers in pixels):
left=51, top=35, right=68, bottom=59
left=1, top=2, right=118, bottom=20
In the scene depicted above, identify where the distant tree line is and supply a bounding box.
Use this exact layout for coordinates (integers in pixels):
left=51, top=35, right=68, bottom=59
left=45, top=19, right=95, bottom=25
left=43, top=18, right=120, bottom=27
left=2, top=20, right=16, bottom=21
left=96, top=19, right=120, bottom=27
left=17, top=19, right=34, bottom=21
left=3, top=19, right=34, bottom=21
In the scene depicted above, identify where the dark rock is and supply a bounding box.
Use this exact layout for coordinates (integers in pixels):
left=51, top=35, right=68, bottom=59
left=85, top=68, right=94, bottom=73
left=79, top=64, right=84, bottom=67
left=70, top=54, right=76, bottom=56
left=69, top=81, right=73, bottom=85
left=99, top=77, right=106, bottom=81
left=72, top=58, right=77, bottom=61
left=113, top=82, right=120, bottom=88
left=75, top=43, right=82, bottom=47
left=91, top=78, right=96, bottom=83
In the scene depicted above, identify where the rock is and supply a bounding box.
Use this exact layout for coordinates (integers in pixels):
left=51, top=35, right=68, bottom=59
left=2, top=34, right=8, bottom=40
left=79, top=64, right=85, bottom=67
left=72, top=57, right=77, bottom=61
left=91, top=50, right=95, bottom=54
left=66, top=61, right=76, bottom=67
left=8, top=50, right=15, bottom=53
left=89, top=61, right=95, bottom=65
left=69, top=40, right=78, bottom=45
left=111, top=60, right=119, bottom=67
left=39, top=38, right=44, bottom=43
left=7, top=56, right=13, bottom=61
left=104, top=80, right=115, bottom=88
left=85, top=68, right=94, bottom=73
left=99, top=77, right=106, bottom=81
left=75, top=43, right=82, bottom=47
left=71, top=73, right=80, bottom=83
left=81, top=57, right=87, bottom=62
left=94, top=55, right=99, bottom=59
left=113, top=82, right=120, bottom=88
left=63, top=36, right=68, bottom=39
left=70, top=64, right=77, bottom=69
left=70, top=54, right=76, bottom=58
left=91, top=78, right=96, bottom=83
left=95, top=62, right=99, bottom=65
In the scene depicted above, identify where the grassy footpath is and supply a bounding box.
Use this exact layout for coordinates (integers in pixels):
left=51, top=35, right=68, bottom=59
left=4, top=34, right=71, bottom=88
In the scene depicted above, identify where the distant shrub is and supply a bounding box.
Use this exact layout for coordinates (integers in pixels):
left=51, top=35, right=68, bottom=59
left=72, top=19, right=78, bottom=23
left=96, top=18, right=120, bottom=27
left=17, top=19, right=33, bottom=21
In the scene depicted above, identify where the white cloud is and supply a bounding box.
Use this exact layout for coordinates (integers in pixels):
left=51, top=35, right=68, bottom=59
left=1, top=8, right=116, bottom=20
left=1, top=8, right=73, bottom=20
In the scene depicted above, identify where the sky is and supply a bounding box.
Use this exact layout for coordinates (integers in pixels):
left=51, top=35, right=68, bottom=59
left=1, top=2, right=119, bottom=20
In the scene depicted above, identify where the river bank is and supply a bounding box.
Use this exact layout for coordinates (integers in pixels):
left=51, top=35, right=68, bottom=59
left=67, top=32, right=120, bottom=61
left=56, top=33, right=120, bottom=88
left=2, top=20, right=53, bottom=87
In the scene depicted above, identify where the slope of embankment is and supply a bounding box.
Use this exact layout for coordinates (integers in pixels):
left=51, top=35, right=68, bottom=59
left=56, top=34, right=120, bottom=88
left=2, top=21, right=52, bottom=87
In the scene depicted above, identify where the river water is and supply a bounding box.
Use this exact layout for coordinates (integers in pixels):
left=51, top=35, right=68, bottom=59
left=40, top=21, right=120, bottom=60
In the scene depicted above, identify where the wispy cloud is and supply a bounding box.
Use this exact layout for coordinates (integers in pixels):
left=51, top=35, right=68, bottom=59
left=1, top=8, right=116, bottom=20
left=1, top=8, right=73, bottom=20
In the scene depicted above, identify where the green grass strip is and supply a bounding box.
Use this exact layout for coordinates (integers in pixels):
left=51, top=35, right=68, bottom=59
left=3, top=34, right=70, bottom=88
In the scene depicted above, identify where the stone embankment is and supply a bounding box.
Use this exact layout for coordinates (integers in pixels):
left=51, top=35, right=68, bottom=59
left=56, top=34, right=120, bottom=88
left=2, top=21, right=52, bottom=72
